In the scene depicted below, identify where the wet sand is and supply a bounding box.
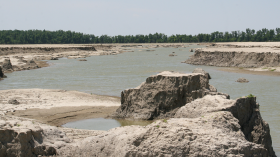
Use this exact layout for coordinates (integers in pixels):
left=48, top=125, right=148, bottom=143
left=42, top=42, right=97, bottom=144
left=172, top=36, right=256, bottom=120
left=0, top=43, right=190, bottom=127
left=1, top=42, right=280, bottom=127
left=34, top=60, right=49, bottom=68
left=219, top=67, right=280, bottom=76
left=7, top=106, right=119, bottom=127
left=0, top=43, right=279, bottom=156
left=0, top=89, right=121, bottom=127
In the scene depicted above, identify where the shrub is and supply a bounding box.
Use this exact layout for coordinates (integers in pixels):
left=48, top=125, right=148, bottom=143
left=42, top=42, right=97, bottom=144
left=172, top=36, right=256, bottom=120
left=246, top=94, right=255, bottom=98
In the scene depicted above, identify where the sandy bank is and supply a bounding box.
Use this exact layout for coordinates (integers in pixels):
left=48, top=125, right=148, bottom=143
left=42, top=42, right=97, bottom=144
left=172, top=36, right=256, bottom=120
left=0, top=43, right=192, bottom=78
left=186, top=42, right=280, bottom=75
left=218, top=67, right=280, bottom=76
left=214, top=42, right=280, bottom=48
left=196, top=47, right=280, bottom=53
left=0, top=89, right=120, bottom=114
left=0, top=44, right=96, bottom=48
left=7, top=106, right=119, bottom=127
left=0, top=71, right=276, bottom=156
left=0, top=88, right=120, bottom=127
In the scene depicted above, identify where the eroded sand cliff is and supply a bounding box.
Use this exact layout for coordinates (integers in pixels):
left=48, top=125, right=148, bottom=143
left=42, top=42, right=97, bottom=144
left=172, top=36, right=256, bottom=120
left=0, top=43, right=277, bottom=156
left=186, top=42, right=280, bottom=73
left=0, top=71, right=276, bottom=157
left=114, top=71, right=227, bottom=120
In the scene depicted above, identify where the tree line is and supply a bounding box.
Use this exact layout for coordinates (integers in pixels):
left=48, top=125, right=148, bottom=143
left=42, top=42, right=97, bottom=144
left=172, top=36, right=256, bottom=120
left=0, top=28, right=280, bottom=44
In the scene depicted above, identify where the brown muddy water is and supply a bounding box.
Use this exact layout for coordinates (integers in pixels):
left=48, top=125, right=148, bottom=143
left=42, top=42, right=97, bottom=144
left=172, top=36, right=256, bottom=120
left=1, top=45, right=279, bottom=155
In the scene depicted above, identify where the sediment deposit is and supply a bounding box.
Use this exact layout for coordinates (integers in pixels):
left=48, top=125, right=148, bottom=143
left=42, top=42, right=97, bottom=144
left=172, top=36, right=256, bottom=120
left=0, top=66, right=6, bottom=80
left=0, top=71, right=276, bottom=156
left=185, top=42, right=280, bottom=72
left=0, top=45, right=97, bottom=56
left=114, top=71, right=226, bottom=120
left=0, top=42, right=277, bottom=156
left=0, top=89, right=120, bottom=116
left=175, top=95, right=275, bottom=156
left=59, top=107, right=274, bottom=156
left=0, top=45, right=119, bottom=75
left=0, top=116, right=67, bottom=157
left=236, top=78, right=249, bottom=83
left=186, top=49, right=280, bottom=68
left=0, top=43, right=190, bottom=80
left=1, top=59, right=14, bottom=73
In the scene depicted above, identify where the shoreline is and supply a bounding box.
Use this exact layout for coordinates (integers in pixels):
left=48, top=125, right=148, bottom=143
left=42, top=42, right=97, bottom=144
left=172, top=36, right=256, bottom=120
left=0, top=43, right=191, bottom=79
left=1, top=42, right=280, bottom=125
left=1, top=88, right=121, bottom=129
left=218, top=67, right=280, bottom=76
left=1, top=42, right=280, bottom=126
left=34, top=60, right=50, bottom=68
left=0, top=43, right=192, bottom=126
left=0, top=88, right=120, bottom=118
left=186, top=42, right=280, bottom=75
left=7, top=106, right=119, bottom=127
left=2, top=43, right=280, bottom=78
left=0, top=46, right=279, bottom=156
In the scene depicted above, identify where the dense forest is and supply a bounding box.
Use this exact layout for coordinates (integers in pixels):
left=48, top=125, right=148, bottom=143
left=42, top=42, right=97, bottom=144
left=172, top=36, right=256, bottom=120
left=0, top=28, right=280, bottom=44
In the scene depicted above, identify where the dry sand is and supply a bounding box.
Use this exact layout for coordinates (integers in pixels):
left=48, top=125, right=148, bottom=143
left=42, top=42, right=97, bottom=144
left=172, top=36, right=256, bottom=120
left=0, top=43, right=192, bottom=48
left=197, top=47, right=280, bottom=53
left=0, top=44, right=92, bottom=48
left=199, top=42, right=280, bottom=53
left=0, top=43, right=191, bottom=126
left=218, top=67, right=280, bottom=76
left=0, top=89, right=120, bottom=111
left=0, top=43, right=189, bottom=71
left=1, top=42, right=280, bottom=127
left=0, top=89, right=120, bottom=126
left=214, top=42, right=280, bottom=47
left=7, top=106, right=119, bottom=127
left=197, top=42, right=280, bottom=75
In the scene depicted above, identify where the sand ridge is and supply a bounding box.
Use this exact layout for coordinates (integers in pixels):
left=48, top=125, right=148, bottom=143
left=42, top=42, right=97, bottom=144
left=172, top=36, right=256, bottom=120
left=0, top=89, right=121, bottom=126
left=0, top=89, right=120, bottom=115
left=190, top=42, right=280, bottom=75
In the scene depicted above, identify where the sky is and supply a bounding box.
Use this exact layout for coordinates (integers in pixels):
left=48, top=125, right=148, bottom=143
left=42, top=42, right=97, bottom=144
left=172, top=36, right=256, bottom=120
left=0, top=0, right=279, bottom=36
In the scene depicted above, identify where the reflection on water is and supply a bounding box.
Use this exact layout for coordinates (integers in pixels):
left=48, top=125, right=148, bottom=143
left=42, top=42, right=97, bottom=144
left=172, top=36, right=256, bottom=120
left=62, top=118, right=120, bottom=131
left=62, top=118, right=153, bottom=131
left=1, top=45, right=279, bottom=155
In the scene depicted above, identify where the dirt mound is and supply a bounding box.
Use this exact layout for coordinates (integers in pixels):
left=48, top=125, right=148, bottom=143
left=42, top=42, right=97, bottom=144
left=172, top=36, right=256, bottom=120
left=114, top=71, right=227, bottom=120
left=185, top=49, right=280, bottom=68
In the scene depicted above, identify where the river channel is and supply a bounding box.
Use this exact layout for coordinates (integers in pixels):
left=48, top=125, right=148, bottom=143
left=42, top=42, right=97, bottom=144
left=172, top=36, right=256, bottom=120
left=1, top=45, right=279, bottom=155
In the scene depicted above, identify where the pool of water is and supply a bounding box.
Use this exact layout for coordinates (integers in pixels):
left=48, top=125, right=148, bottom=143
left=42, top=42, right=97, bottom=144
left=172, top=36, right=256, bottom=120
left=62, top=118, right=153, bottom=131
left=1, top=45, right=279, bottom=155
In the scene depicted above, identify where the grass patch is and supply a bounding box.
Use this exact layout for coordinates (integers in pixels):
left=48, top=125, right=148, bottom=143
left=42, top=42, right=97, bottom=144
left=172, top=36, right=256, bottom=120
left=262, top=67, right=268, bottom=69
left=156, top=125, right=160, bottom=128
left=246, top=94, right=255, bottom=98
left=162, top=119, right=167, bottom=123
left=270, top=69, right=276, bottom=72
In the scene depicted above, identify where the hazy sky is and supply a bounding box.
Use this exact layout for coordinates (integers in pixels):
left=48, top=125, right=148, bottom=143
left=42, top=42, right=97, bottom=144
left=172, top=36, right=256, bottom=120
left=1, top=0, right=279, bottom=36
